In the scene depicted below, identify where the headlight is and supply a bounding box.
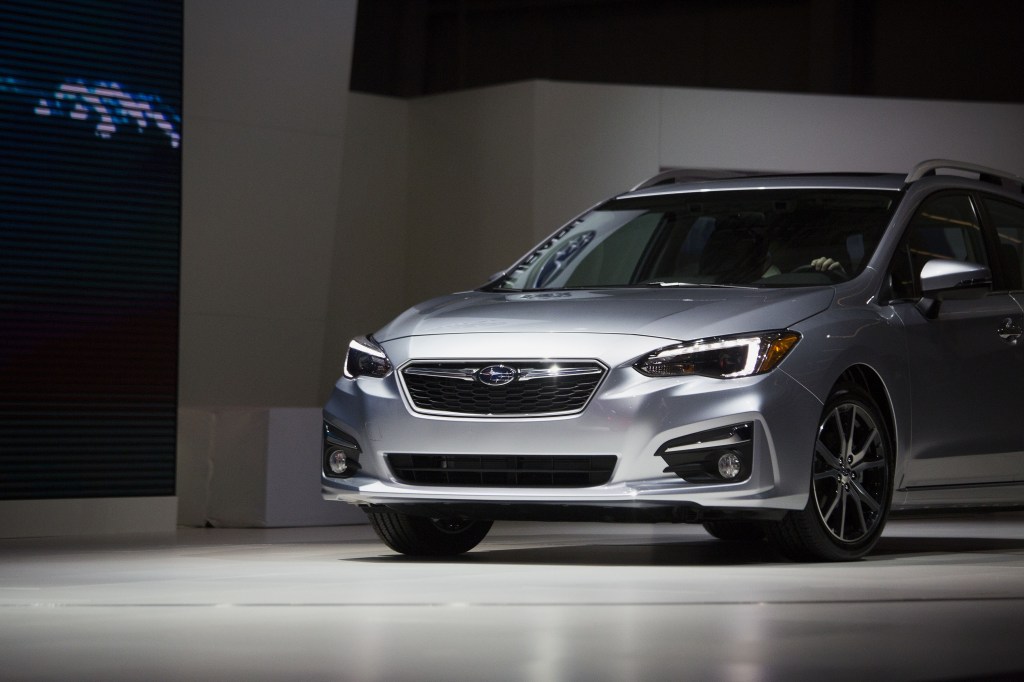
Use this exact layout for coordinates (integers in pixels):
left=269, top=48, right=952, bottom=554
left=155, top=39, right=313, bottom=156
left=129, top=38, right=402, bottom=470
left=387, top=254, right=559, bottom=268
left=634, top=331, right=800, bottom=379
left=343, top=335, right=393, bottom=379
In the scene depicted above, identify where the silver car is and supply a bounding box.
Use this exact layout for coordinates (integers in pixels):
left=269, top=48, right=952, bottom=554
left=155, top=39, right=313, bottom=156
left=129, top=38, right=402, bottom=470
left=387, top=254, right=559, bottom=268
left=323, top=160, right=1024, bottom=561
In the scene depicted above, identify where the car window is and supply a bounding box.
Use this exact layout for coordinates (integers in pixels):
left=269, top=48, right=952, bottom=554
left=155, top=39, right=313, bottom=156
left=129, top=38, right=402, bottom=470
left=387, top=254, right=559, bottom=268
left=981, top=196, right=1024, bottom=290
left=562, top=212, right=662, bottom=287
left=494, top=190, right=896, bottom=290
left=888, top=193, right=988, bottom=299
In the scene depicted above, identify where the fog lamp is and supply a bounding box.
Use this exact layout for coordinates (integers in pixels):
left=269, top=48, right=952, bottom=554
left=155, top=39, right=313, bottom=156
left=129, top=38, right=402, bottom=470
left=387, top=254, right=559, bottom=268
left=328, top=449, right=349, bottom=475
left=717, top=451, right=743, bottom=480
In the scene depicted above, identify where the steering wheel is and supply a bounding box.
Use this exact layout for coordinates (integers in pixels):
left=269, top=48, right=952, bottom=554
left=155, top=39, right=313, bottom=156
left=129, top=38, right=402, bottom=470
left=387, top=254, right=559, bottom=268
left=791, top=263, right=847, bottom=282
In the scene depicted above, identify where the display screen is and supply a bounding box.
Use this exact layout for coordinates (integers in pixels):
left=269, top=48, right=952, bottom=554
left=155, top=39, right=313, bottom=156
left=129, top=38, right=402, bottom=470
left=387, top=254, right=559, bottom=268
left=0, top=1, right=182, bottom=500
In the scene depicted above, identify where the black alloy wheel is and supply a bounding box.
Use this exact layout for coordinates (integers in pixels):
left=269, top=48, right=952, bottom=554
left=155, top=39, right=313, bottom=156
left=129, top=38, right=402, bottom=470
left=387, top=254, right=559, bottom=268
left=768, top=382, right=893, bottom=561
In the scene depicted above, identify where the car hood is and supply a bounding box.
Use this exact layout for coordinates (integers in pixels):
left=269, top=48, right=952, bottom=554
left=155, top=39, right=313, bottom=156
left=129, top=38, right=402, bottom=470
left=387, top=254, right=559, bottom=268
left=375, top=287, right=834, bottom=342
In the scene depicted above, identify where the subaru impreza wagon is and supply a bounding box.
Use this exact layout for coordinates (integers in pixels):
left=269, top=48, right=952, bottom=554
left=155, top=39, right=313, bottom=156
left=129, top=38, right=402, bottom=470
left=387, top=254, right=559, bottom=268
left=323, top=159, right=1024, bottom=561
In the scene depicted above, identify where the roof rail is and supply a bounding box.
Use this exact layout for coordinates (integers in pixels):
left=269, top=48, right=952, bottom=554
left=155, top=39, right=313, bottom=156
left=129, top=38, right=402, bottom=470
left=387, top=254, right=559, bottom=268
left=631, top=168, right=765, bottom=191
left=906, top=159, right=1024, bottom=190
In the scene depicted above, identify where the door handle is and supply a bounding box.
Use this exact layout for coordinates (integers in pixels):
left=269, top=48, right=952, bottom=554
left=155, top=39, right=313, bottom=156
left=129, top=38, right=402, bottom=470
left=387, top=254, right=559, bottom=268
left=997, top=317, right=1023, bottom=345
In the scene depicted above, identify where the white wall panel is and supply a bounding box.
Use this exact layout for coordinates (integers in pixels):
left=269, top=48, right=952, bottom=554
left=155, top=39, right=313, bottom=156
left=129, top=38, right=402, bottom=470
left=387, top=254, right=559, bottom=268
left=181, top=0, right=356, bottom=409
left=320, top=93, right=412, bottom=398
left=184, top=0, right=351, bottom=135
left=406, top=83, right=537, bottom=300
left=659, top=88, right=1024, bottom=176
left=180, top=119, right=341, bottom=320
left=178, top=0, right=357, bottom=527
left=533, top=82, right=661, bottom=242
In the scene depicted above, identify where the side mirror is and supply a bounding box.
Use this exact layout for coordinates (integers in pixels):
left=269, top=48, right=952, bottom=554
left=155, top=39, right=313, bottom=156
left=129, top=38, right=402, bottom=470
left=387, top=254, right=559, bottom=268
left=916, top=259, right=991, bottom=318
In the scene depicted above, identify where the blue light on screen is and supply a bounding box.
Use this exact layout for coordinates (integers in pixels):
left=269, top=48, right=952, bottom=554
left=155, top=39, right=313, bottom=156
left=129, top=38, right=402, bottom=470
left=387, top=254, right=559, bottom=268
left=32, top=78, right=180, bottom=148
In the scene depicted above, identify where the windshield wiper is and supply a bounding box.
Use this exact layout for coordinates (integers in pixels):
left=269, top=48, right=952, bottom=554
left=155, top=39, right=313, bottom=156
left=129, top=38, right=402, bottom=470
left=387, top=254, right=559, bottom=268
left=642, top=281, right=759, bottom=289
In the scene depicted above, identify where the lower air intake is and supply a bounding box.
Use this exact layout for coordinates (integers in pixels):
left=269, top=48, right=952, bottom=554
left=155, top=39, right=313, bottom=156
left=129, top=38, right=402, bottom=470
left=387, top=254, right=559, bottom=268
left=387, top=454, right=617, bottom=488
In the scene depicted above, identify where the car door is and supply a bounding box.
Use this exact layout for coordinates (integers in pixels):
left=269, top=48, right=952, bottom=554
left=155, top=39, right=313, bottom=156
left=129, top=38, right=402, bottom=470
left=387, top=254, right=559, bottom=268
left=979, top=194, right=1024, bottom=481
left=891, top=192, right=1024, bottom=488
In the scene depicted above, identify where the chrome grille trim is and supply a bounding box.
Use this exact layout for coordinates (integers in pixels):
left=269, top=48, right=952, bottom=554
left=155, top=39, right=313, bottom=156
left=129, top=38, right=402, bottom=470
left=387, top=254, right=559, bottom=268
left=518, top=366, right=604, bottom=381
left=399, top=359, right=608, bottom=417
left=402, top=366, right=477, bottom=382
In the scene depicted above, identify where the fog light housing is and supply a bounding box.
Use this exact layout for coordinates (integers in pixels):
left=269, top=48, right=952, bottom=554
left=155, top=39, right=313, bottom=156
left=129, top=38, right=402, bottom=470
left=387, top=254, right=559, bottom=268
left=655, top=422, right=754, bottom=483
left=323, top=422, right=361, bottom=478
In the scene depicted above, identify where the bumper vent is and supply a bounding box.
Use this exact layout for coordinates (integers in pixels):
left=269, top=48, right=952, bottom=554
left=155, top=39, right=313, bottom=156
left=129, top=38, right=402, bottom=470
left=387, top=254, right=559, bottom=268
left=656, top=422, right=754, bottom=483
left=387, top=453, right=617, bottom=487
left=400, top=360, right=606, bottom=417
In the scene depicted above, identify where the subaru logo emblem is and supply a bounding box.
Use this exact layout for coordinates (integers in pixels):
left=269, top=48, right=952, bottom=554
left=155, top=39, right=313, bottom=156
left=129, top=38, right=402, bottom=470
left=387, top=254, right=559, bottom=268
left=476, top=365, right=517, bottom=386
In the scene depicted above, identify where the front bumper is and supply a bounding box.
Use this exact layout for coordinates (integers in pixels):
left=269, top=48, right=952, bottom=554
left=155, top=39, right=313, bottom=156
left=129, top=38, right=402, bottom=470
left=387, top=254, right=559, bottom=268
left=322, top=333, right=822, bottom=519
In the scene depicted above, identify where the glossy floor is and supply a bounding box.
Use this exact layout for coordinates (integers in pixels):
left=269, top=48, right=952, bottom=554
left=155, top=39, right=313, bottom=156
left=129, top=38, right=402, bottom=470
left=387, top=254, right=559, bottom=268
left=2, top=513, right=1024, bottom=681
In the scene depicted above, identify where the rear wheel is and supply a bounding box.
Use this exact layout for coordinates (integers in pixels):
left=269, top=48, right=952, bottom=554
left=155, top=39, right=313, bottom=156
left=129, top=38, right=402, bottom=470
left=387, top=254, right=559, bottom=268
left=767, top=382, right=893, bottom=561
left=366, top=509, right=492, bottom=556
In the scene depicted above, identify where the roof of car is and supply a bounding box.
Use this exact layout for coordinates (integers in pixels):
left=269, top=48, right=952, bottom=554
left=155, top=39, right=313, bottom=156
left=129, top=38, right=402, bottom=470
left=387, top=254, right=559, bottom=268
left=623, top=172, right=906, bottom=200
left=624, top=160, right=1024, bottom=201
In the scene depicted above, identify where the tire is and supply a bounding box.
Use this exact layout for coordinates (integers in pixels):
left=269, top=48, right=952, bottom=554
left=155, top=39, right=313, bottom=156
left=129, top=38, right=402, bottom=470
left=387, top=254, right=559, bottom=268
left=766, top=382, right=893, bottom=561
left=702, top=520, right=766, bottom=542
left=366, top=509, right=492, bottom=556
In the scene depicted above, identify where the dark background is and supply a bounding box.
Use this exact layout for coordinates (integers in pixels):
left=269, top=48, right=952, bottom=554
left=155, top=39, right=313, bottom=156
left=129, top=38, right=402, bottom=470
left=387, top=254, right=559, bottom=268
left=352, top=0, right=1024, bottom=103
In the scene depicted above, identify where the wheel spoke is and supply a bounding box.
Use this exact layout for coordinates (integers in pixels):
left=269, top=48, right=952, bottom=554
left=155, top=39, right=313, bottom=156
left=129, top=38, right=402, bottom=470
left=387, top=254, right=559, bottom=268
left=851, top=428, right=879, bottom=466
left=846, top=406, right=859, bottom=459
left=838, top=488, right=848, bottom=541
left=853, top=458, right=885, bottom=474
left=850, top=479, right=882, bottom=514
left=821, top=488, right=841, bottom=525
left=815, top=439, right=843, bottom=470
left=850, top=487, right=869, bottom=536
left=831, top=409, right=847, bottom=456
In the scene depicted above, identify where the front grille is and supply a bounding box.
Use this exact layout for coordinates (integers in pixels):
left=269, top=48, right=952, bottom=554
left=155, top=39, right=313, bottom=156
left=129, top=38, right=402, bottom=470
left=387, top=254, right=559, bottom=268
left=387, top=453, right=617, bottom=487
left=400, top=360, right=606, bottom=416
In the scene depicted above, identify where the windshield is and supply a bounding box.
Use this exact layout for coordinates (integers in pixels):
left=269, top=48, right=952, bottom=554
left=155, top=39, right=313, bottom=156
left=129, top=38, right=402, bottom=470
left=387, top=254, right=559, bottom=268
left=491, top=190, right=897, bottom=290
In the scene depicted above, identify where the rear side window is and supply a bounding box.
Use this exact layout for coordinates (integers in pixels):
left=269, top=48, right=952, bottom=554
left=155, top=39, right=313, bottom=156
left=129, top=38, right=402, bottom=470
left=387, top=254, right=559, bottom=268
left=981, top=196, right=1024, bottom=290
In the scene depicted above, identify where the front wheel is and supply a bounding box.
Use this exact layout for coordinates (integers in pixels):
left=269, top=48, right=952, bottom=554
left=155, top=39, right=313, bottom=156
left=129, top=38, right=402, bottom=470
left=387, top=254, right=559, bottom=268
left=767, top=382, right=893, bottom=561
left=366, top=509, right=492, bottom=556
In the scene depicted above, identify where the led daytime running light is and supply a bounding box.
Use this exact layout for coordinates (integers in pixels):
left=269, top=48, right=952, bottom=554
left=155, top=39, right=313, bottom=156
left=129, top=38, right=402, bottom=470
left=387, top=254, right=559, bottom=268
left=636, top=331, right=800, bottom=379
left=649, top=337, right=759, bottom=376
